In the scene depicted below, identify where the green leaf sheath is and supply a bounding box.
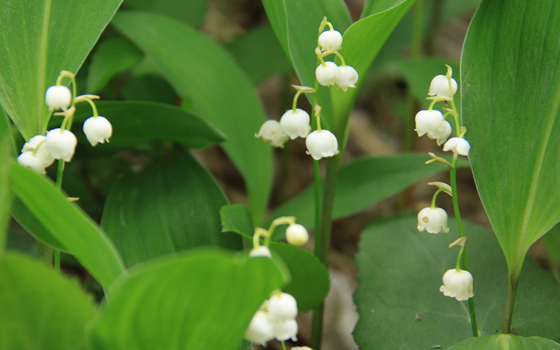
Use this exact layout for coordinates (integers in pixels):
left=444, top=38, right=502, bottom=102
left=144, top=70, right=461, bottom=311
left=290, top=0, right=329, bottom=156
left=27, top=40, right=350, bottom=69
left=111, top=11, right=272, bottom=225
left=461, top=0, right=560, bottom=273
left=0, top=0, right=122, bottom=139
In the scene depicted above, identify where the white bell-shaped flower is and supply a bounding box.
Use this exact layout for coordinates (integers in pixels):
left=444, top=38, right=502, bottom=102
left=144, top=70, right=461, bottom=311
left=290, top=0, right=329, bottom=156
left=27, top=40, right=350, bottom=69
left=415, top=110, right=444, bottom=138
left=286, top=224, right=309, bottom=246
left=83, top=116, right=112, bottom=146
left=443, top=137, right=470, bottom=157
left=22, top=135, right=54, bottom=167
left=17, top=151, right=48, bottom=175
left=280, top=109, right=311, bottom=139
left=428, top=75, right=458, bottom=99
left=45, top=128, right=78, bottom=162
left=273, top=318, right=298, bottom=342
left=255, top=120, right=290, bottom=148
left=45, top=85, right=72, bottom=110
left=244, top=310, right=274, bottom=346
left=249, top=246, right=271, bottom=258
left=417, top=207, right=449, bottom=234
left=267, top=292, right=298, bottom=321
left=439, top=268, right=474, bottom=301
left=430, top=120, right=452, bottom=146
left=337, top=65, right=358, bottom=91
left=305, top=130, right=339, bottom=160
left=318, top=30, right=342, bottom=52
left=316, top=61, right=340, bottom=87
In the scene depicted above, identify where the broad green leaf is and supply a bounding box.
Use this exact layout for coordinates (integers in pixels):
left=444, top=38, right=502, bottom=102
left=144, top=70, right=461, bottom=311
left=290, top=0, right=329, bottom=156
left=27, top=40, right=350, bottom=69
left=121, top=58, right=180, bottom=105
left=0, top=108, right=17, bottom=157
left=361, top=0, right=407, bottom=17
left=448, top=335, right=560, bottom=350
left=0, top=253, right=96, bottom=350
left=102, top=148, right=242, bottom=267
left=10, top=164, right=125, bottom=288
left=122, top=0, right=207, bottom=27
left=269, top=153, right=467, bottom=231
left=50, top=101, right=225, bottom=150
left=354, top=215, right=560, bottom=349
left=0, top=130, right=12, bottom=253
left=88, top=248, right=286, bottom=350
left=226, top=25, right=293, bottom=85
left=461, top=0, right=560, bottom=273
left=0, top=0, right=122, bottom=140
left=221, top=204, right=254, bottom=241
left=112, top=11, right=272, bottom=224
left=544, top=224, right=560, bottom=282
left=87, top=37, right=143, bottom=93
left=269, top=242, right=330, bottom=312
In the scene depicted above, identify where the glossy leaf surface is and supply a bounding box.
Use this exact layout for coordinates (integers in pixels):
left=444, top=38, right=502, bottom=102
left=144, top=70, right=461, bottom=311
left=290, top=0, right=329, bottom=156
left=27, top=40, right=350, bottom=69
left=88, top=248, right=286, bottom=350
left=0, top=130, right=12, bottom=252
left=448, top=335, right=560, bottom=350
left=461, top=0, right=560, bottom=272
left=112, top=11, right=272, bottom=224
left=354, top=215, right=560, bottom=349
left=0, top=0, right=122, bottom=139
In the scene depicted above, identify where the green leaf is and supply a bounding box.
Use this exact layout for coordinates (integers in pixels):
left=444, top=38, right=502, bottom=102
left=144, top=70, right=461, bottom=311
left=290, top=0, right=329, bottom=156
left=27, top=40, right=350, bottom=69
left=122, top=0, right=207, bottom=27
left=87, top=248, right=286, bottom=350
left=0, top=130, right=12, bottom=253
left=269, top=153, right=467, bottom=231
left=87, top=37, right=143, bottom=93
left=0, top=253, right=96, bottom=350
left=102, top=148, right=242, bottom=267
left=448, top=335, right=560, bottom=350
left=354, top=215, right=560, bottom=349
left=221, top=204, right=254, bottom=241
left=226, top=25, right=293, bottom=85
left=10, top=164, right=125, bottom=288
left=53, top=101, right=225, bottom=150
left=461, top=0, right=560, bottom=273
left=112, top=11, right=272, bottom=224
left=0, top=0, right=122, bottom=139
left=269, top=242, right=330, bottom=312
left=361, top=0, right=407, bottom=17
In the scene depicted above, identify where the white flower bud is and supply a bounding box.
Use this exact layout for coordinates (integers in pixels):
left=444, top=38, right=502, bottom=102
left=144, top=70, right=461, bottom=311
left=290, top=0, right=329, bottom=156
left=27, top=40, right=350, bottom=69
left=337, top=65, right=358, bottom=91
left=415, top=110, right=444, bottom=138
left=17, top=151, right=48, bottom=175
left=280, top=109, right=311, bottom=139
left=83, top=116, right=112, bottom=146
left=22, top=135, right=54, bottom=167
left=45, top=85, right=72, bottom=110
left=267, top=292, right=298, bottom=321
left=443, top=137, right=470, bottom=157
left=305, top=130, right=339, bottom=160
left=45, top=128, right=78, bottom=162
left=431, top=120, right=452, bottom=146
left=255, top=120, right=290, bottom=148
left=318, top=30, right=342, bottom=52
left=273, top=318, right=298, bottom=342
left=439, top=269, right=474, bottom=301
left=249, top=246, right=271, bottom=258
left=316, top=61, right=340, bottom=87
left=428, top=75, right=457, bottom=99
left=417, top=207, right=449, bottom=234
left=286, top=224, right=309, bottom=246
left=244, top=310, right=274, bottom=345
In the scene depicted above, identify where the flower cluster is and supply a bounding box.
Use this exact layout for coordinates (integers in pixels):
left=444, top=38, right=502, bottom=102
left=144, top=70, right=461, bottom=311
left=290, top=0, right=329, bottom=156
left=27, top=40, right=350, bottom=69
left=17, top=71, right=113, bottom=175
left=248, top=216, right=309, bottom=259
left=244, top=292, right=299, bottom=345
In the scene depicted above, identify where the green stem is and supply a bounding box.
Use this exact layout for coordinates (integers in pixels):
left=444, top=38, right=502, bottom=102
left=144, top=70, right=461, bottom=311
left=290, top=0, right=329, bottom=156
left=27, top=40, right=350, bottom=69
left=502, top=269, right=521, bottom=333
left=450, top=157, right=479, bottom=336
left=36, top=241, right=53, bottom=267
left=53, top=159, right=65, bottom=272
left=282, top=341, right=287, bottom=350
left=313, top=160, right=322, bottom=245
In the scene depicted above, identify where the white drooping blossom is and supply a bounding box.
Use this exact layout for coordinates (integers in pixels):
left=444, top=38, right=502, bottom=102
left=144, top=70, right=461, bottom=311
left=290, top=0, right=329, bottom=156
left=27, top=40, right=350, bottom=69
left=286, top=223, right=309, bottom=246
left=45, top=128, right=78, bottom=162
left=17, top=152, right=48, bottom=175
left=45, top=85, right=72, bottom=110
left=431, top=120, right=452, bottom=146
left=443, top=137, right=470, bottom=157
left=316, top=61, right=340, bottom=87
left=415, top=110, right=444, bottom=138
left=249, top=246, right=272, bottom=258
left=267, top=293, right=298, bottom=321
left=337, top=65, right=359, bottom=91
left=440, top=269, right=474, bottom=301
left=22, top=135, right=54, bottom=167
left=83, top=116, right=112, bottom=146
left=255, top=120, right=290, bottom=148
left=280, top=109, right=311, bottom=139
left=272, top=318, right=298, bottom=342
left=428, top=75, right=458, bottom=99
left=244, top=310, right=274, bottom=346
left=417, top=207, right=449, bottom=234
left=305, top=129, right=339, bottom=160
left=318, top=30, right=343, bottom=52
